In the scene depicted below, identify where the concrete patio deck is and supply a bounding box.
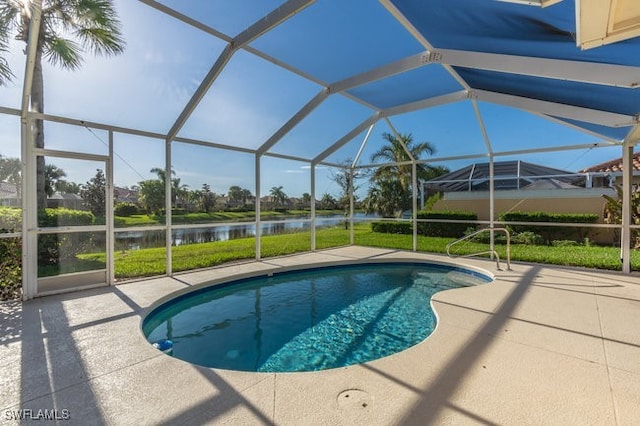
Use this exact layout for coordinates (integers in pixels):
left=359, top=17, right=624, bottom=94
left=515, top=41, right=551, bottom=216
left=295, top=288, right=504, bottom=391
left=1, top=246, right=639, bottom=425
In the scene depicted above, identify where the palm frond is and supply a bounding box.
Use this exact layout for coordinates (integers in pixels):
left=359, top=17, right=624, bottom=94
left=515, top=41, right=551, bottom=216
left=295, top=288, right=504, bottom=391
left=0, top=57, right=12, bottom=86
left=74, top=25, right=124, bottom=55
left=72, top=0, right=125, bottom=55
left=0, top=1, right=19, bottom=85
left=43, top=36, right=83, bottom=70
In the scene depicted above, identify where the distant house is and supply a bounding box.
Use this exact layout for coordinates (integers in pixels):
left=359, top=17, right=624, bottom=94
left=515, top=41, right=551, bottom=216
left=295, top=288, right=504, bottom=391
left=0, top=182, right=19, bottom=207
left=47, top=193, right=85, bottom=210
left=424, top=160, right=581, bottom=194
left=425, top=160, right=615, bottom=243
left=579, top=152, right=640, bottom=187
left=114, top=186, right=139, bottom=204
left=1, top=181, right=87, bottom=210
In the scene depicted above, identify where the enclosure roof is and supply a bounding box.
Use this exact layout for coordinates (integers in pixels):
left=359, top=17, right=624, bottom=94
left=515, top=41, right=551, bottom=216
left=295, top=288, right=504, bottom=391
left=380, top=0, right=640, bottom=143
left=7, top=0, right=640, bottom=167
left=152, top=0, right=640, bottom=161
left=425, top=160, right=577, bottom=192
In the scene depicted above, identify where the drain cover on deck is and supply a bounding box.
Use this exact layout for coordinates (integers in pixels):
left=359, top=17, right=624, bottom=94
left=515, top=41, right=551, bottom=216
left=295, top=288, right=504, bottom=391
left=337, top=389, right=372, bottom=410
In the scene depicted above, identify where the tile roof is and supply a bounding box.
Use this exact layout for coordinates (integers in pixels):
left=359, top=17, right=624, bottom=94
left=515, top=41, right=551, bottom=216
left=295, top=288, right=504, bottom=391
left=580, top=153, right=640, bottom=173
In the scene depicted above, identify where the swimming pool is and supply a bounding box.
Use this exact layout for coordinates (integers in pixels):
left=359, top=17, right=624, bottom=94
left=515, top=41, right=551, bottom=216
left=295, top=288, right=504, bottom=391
left=142, top=262, right=492, bottom=372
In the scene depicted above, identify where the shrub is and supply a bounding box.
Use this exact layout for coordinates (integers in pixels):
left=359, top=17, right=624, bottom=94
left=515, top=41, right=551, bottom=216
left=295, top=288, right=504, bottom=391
left=37, top=208, right=96, bottom=265
left=417, top=211, right=477, bottom=238
left=114, top=202, right=139, bottom=217
left=371, top=221, right=412, bottom=234
left=464, top=227, right=509, bottom=245
left=511, top=231, right=544, bottom=245
left=499, top=211, right=599, bottom=244
left=0, top=207, right=22, bottom=232
left=37, top=208, right=94, bottom=227
left=0, top=237, right=21, bottom=300
left=0, top=202, right=23, bottom=300
left=551, top=240, right=580, bottom=247
left=226, top=206, right=251, bottom=213
left=158, top=208, right=187, bottom=216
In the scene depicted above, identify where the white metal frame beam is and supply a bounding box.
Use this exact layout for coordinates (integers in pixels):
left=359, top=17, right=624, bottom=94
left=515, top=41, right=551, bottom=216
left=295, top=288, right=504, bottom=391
left=313, top=91, right=467, bottom=165
left=165, top=0, right=316, bottom=143
left=536, top=113, right=622, bottom=143
left=384, top=90, right=468, bottom=116
left=621, top=124, right=640, bottom=273
left=474, top=89, right=637, bottom=128
left=257, top=89, right=330, bottom=155
left=432, top=48, right=640, bottom=89
left=21, top=0, right=43, bottom=300
left=313, top=113, right=382, bottom=164
left=257, top=51, right=435, bottom=156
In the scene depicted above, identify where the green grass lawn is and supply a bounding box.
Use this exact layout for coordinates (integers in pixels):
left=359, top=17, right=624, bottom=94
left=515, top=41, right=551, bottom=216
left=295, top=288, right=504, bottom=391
left=72, top=223, right=640, bottom=280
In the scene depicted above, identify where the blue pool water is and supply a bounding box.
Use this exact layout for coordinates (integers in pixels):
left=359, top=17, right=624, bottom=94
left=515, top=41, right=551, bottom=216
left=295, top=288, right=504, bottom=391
left=142, top=262, right=491, bottom=372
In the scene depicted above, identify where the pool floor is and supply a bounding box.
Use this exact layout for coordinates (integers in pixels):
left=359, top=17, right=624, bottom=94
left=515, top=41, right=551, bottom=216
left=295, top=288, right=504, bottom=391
left=144, top=264, right=490, bottom=372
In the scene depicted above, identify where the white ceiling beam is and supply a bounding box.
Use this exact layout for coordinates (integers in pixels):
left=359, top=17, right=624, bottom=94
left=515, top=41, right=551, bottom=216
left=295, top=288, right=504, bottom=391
left=263, top=151, right=314, bottom=163
left=166, top=44, right=234, bottom=143
left=258, top=51, right=435, bottom=155
left=535, top=113, right=622, bottom=143
left=383, top=90, right=468, bottom=117
left=313, top=113, right=381, bottom=164
left=433, top=48, right=640, bottom=88
left=137, top=0, right=232, bottom=42
left=233, top=0, right=315, bottom=48
left=257, top=89, right=329, bottom=155
left=474, top=89, right=637, bottom=127
left=165, top=0, right=316, bottom=143
left=623, top=125, right=640, bottom=146
left=330, top=51, right=431, bottom=93
left=379, top=0, right=472, bottom=91
left=21, top=0, right=42, bottom=119
left=489, top=141, right=620, bottom=159
left=138, top=0, right=329, bottom=88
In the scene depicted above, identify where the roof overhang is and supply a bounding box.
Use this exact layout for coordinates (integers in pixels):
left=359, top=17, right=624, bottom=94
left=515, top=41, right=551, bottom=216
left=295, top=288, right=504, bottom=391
left=577, top=0, right=640, bottom=49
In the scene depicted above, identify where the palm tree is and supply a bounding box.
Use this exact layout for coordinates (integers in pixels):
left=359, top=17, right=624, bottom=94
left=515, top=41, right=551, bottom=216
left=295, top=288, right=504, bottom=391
left=269, top=186, right=287, bottom=209
left=43, top=164, right=67, bottom=197
left=228, top=185, right=244, bottom=208
left=0, top=0, right=125, bottom=209
left=370, top=132, right=439, bottom=191
left=319, top=193, right=337, bottom=210
left=367, top=133, right=447, bottom=217
left=150, top=167, right=188, bottom=207
left=363, top=178, right=410, bottom=218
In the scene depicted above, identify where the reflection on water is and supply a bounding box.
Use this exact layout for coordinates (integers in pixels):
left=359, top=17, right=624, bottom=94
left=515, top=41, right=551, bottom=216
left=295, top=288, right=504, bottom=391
left=115, top=214, right=372, bottom=251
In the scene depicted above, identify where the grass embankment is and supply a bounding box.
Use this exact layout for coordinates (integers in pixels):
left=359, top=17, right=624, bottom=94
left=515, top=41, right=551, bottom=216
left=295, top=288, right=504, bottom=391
left=79, top=226, right=353, bottom=278
left=115, top=210, right=346, bottom=227
left=73, top=223, right=640, bottom=280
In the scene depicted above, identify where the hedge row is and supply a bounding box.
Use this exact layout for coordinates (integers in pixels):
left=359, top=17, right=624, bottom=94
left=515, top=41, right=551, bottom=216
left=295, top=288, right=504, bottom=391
left=38, top=208, right=95, bottom=227
left=499, top=211, right=599, bottom=244
left=0, top=237, right=21, bottom=300
left=372, top=211, right=478, bottom=238
left=372, top=210, right=600, bottom=244
left=371, top=221, right=412, bottom=234
left=417, top=211, right=477, bottom=238
left=114, top=202, right=139, bottom=217
left=0, top=207, right=22, bottom=233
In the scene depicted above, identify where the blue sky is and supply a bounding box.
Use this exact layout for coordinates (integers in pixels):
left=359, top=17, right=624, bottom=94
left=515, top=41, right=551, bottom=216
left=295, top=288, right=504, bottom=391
left=0, top=0, right=627, bottom=200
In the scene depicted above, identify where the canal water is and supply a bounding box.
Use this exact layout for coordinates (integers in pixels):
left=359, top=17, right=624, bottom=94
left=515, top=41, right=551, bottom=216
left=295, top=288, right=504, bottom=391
left=114, top=213, right=374, bottom=250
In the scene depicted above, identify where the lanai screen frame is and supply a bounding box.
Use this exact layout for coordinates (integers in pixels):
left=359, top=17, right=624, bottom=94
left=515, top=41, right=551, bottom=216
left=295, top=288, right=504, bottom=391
left=7, top=0, right=640, bottom=300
